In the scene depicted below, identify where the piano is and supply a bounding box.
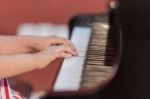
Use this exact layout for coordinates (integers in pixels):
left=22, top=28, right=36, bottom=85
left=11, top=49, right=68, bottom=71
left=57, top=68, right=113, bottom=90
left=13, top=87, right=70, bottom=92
left=50, top=1, right=121, bottom=95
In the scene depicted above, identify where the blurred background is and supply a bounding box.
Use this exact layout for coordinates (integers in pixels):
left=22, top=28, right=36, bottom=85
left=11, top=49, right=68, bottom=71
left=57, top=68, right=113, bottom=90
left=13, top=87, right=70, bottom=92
left=0, top=0, right=107, bottom=35
left=0, top=0, right=108, bottom=98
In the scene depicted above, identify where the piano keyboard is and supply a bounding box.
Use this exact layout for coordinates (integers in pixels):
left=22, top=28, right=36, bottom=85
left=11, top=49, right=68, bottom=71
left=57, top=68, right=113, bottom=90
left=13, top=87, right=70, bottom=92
left=53, top=17, right=118, bottom=92
left=81, top=23, right=117, bottom=88
left=54, top=26, right=92, bottom=91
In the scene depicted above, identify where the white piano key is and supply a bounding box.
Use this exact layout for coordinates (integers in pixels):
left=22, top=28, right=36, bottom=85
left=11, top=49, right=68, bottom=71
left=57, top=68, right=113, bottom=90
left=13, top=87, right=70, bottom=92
left=54, top=64, right=84, bottom=90
left=63, top=59, right=84, bottom=65
left=55, top=58, right=84, bottom=79
left=57, top=73, right=82, bottom=79
left=71, top=26, right=92, bottom=50
left=77, top=50, right=87, bottom=57
left=54, top=80, right=80, bottom=91
left=63, top=57, right=85, bottom=64
left=58, top=68, right=83, bottom=76
left=61, top=65, right=83, bottom=69
left=54, top=26, right=91, bottom=92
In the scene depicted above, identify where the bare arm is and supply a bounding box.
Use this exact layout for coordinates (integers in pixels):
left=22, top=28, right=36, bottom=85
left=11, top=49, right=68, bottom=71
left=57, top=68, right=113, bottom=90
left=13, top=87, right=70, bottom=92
left=0, top=53, right=40, bottom=79
left=0, top=35, right=76, bottom=55
left=0, top=35, right=34, bottom=55
left=0, top=45, right=77, bottom=79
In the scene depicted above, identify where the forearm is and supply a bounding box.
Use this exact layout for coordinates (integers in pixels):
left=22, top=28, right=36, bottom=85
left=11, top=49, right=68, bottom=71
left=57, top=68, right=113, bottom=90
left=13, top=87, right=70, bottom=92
left=0, top=35, right=35, bottom=55
left=0, top=53, right=40, bottom=79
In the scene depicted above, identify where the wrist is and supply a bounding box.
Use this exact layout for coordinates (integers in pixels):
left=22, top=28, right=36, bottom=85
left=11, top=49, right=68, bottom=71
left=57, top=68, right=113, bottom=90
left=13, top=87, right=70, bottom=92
left=27, top=36, right=46, bottom=51
left=22, top=36, right=39, bottom=52
left=26, top=36, right=35, bottom=47
left=34, top=51, right=53, bottom=70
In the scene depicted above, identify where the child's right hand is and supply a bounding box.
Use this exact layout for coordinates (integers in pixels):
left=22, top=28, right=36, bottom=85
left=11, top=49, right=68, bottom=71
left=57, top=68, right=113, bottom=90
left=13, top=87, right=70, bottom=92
left=36, top=45, right=78, bottom=69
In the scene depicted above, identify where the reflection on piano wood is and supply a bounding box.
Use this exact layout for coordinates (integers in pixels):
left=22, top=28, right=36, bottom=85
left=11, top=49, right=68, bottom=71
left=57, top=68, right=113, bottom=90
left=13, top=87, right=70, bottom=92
left=53, top=12, right=120, bottom=93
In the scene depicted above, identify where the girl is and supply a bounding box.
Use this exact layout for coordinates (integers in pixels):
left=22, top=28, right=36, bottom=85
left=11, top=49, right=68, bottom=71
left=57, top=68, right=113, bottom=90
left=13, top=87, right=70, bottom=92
left=0, top=35, right=77, bottom=99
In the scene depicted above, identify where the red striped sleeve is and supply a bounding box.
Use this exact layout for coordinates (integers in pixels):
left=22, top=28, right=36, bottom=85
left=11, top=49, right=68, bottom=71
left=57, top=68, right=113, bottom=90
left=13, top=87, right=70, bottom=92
left=0, top=79, right=25, bottom=99
left=4, top=79, right=10, bottom=99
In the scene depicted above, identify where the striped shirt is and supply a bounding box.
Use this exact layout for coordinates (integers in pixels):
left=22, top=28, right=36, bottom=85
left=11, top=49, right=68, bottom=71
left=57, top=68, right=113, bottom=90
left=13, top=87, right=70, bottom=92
left=0, top=78, right=25, bottom=99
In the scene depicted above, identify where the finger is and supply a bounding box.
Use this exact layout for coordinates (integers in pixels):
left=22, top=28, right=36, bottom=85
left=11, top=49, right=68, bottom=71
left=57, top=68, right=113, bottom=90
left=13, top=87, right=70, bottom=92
left=64, top=40, right=77, bottom=52
left=49, top=37, right=68, bottom=45
left=50, top=37, right=76, bottom=49
left=59, top=39, right=78, bottom=54
left=48, top=36, right=77, bottom=52
left=60, top=53, right=72, bottom=58
left=62, top=45, right=78, bottom=56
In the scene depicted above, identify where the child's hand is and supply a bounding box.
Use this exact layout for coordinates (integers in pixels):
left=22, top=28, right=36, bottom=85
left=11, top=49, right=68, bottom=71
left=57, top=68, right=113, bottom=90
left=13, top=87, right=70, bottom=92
left=31, top=36, right=76, bottom=52
left=36, top=45, right=77, bottom=69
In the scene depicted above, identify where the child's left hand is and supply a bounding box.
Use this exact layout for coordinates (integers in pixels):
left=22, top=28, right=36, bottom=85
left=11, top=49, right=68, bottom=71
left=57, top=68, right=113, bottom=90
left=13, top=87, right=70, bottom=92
left=31, top=36, right=76, bottom=52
